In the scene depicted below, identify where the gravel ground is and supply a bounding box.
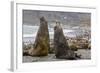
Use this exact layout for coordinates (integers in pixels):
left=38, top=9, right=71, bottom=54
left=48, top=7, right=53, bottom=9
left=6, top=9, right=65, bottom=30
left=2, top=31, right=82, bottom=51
left=23, top=49, right=91, bottom=63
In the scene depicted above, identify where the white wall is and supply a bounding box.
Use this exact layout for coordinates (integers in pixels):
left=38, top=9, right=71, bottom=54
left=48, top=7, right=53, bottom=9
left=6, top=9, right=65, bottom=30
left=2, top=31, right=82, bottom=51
left=0, top=0, right=100, bottom=73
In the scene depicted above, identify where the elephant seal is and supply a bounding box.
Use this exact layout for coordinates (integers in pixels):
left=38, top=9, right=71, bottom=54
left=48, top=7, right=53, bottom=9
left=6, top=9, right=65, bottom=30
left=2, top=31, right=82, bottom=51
left=54, top=22, right=77, bottom=59
left=24, top=17, right=50, bottom=56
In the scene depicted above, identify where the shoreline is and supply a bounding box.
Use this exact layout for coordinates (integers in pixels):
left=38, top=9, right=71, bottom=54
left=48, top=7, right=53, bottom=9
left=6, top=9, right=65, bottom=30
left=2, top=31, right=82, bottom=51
left=23, top=49, right=91, bottom=63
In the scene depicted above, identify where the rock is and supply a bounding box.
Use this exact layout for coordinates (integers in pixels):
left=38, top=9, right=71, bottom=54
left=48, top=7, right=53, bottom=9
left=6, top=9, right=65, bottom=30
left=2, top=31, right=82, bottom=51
left=28, top=17, right=50, bottom=56
left=54, top=22, right=77, bottom=59
left=69, top=44, right=78, bottom=51
left=23, top=43, right=33, bottom=56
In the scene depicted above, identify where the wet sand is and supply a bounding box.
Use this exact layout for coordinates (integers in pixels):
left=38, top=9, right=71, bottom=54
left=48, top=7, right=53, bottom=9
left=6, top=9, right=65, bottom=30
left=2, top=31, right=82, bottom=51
left=23, top=49, right=91, bottom=63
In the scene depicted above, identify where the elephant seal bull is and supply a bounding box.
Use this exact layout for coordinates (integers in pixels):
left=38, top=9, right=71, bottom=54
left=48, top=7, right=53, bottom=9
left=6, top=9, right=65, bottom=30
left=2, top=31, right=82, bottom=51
left=24, top=17, right=50, bottom=56
left=54, top=22, right=77, bottom=59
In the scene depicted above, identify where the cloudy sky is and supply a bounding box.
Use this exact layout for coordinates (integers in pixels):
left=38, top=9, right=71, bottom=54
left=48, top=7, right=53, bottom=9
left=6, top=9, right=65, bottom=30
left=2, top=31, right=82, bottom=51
left=23, top=10, right=91, bottom=28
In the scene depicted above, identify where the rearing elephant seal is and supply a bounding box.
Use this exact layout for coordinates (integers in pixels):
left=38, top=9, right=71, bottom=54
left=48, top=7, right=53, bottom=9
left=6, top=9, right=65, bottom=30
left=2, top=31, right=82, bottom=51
left=54, top=22, right=76, bottom=59
left=24, top=17, right=50, bottom=57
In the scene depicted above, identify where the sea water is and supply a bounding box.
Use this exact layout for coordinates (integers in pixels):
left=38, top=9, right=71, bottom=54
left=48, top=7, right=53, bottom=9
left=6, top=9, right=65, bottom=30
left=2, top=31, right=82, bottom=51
left=23, top=25, right=86, bottom=45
